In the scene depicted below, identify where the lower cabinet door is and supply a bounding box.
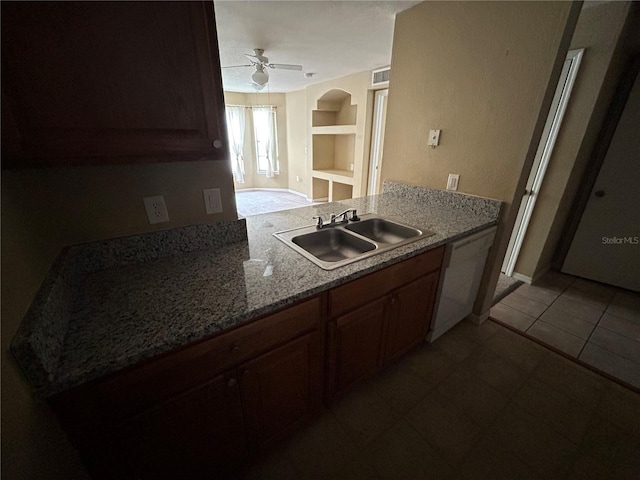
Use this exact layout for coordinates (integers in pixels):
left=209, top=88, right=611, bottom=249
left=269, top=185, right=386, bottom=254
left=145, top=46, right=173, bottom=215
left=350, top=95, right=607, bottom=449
left=385, top=271, right=439, bottom=362
left=116, top=371, right=246, bottom=480
left=329, top=296, right=388, bottom=398
left=240, top=331, right=322, bottom=452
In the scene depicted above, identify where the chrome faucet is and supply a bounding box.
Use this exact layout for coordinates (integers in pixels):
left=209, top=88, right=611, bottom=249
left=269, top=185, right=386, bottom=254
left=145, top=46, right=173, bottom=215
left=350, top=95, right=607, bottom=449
left=312, top=216, right=325, bottom=229
left=313, top=209, right=359, bottom=229
left=334, top=208, right=360, bottom=223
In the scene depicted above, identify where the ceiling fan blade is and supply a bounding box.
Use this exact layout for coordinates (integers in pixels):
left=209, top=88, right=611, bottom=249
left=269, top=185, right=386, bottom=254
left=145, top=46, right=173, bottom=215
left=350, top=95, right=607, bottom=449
left=222, top=64, right=253, bottom=69
left=244, top=54, right=263, bottom=65
left=269, top=63, right=303, bottom=71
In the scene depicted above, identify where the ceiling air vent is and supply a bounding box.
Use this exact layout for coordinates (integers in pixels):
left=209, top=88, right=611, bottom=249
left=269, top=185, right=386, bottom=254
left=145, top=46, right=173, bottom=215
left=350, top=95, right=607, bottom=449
left=371, top=66, right=390, bottom=87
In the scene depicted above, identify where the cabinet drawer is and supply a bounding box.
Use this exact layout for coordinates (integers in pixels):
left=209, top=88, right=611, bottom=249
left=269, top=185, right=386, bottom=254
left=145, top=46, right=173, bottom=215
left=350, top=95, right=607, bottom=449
left=329, top=246, right=444, bottom=318
left=52, top=297, right=321, bottom=424
left=212, top=297, right=321, bottom=372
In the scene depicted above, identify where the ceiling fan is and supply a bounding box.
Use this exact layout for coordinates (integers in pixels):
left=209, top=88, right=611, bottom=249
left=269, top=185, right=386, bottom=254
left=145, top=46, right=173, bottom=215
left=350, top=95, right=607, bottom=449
left=223, top=48, right=303, bottom=89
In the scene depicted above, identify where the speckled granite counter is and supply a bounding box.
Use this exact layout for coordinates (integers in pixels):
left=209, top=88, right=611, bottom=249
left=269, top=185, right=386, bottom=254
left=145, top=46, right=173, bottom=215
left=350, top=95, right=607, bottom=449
left=11, top=182, right=501, bottom=395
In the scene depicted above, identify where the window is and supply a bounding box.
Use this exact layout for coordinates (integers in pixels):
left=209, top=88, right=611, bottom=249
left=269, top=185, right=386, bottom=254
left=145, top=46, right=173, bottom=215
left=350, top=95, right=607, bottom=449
left=252, top=106, right=279, bottom=176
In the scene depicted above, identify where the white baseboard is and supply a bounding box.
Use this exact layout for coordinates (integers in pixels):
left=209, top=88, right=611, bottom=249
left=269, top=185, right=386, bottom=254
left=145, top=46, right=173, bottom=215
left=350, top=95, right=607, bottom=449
left=236, top=187, right=285, bottom=193
left=511, top=267, right=550, bottom=286
left=511, top=272, right=533, bottom=284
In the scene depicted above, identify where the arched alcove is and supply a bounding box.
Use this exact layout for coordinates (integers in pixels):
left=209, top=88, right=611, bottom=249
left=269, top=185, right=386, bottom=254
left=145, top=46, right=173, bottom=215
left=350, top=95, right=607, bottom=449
left=312, top=89, right=357, bottom=127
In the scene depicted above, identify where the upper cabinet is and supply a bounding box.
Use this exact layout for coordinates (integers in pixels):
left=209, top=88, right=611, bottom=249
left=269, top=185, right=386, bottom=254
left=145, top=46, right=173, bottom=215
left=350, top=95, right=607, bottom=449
left=1, top=1, right=228, bottom=168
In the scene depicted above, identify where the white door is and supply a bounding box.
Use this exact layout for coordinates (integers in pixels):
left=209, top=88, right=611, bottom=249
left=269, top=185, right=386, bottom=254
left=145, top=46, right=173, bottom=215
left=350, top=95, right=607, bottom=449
left=502, top=49, right=584, bottom=276
left=367, top=89, right=389, bottom=196
left=562, top=69, right=640, bottom=292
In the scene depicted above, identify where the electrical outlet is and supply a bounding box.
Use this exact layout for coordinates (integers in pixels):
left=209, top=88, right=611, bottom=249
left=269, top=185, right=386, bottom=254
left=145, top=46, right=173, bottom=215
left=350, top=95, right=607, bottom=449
left=447, top=174, right=459, bottom=191
left=203, top=188, right=222, bottom=214
left=143, top=195, right=169, bottom=224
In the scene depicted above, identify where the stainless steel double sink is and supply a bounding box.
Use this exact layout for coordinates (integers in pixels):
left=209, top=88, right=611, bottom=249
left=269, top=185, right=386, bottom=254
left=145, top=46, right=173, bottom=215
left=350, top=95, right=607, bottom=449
left=273, top=213, right=435, bottom=270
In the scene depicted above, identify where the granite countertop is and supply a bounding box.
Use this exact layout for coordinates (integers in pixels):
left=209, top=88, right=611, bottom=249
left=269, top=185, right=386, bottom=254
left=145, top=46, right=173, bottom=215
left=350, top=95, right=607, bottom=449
left=11, top=182, right=501, bottom=395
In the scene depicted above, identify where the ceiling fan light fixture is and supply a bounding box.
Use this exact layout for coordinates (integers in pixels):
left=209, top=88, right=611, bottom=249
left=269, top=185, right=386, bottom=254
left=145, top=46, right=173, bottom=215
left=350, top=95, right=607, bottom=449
left=251, top=66, right=269, bottom=86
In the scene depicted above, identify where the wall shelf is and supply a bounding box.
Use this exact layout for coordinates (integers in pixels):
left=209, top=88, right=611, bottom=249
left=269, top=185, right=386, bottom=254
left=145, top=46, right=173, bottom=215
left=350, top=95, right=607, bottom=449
left=310, top=88, right=366, bottom=202
left=312, top=169, right=354, bottom=184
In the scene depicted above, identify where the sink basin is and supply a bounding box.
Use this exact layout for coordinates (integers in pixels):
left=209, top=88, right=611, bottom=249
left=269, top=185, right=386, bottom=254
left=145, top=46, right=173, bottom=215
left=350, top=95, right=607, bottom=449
left=345, top=218, right=422, bottom=244
left=273, top=213, right=435, bottom=270
left=292, top=229, right=376, bottom=263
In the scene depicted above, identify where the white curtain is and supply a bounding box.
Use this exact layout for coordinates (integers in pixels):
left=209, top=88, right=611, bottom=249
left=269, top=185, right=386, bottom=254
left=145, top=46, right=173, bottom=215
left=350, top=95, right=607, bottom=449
left=252, top=106, right=278, bottom=178
left=226, top=106, right=246, bottom=183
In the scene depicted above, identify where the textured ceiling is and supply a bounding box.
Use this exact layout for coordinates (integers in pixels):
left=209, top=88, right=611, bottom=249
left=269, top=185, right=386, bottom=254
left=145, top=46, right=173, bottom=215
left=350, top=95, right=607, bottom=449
left=215, top=0, right=420, bottom=93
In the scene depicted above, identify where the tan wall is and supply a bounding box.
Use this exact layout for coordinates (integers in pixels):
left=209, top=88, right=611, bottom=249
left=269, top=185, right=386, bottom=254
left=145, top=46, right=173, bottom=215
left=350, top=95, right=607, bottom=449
left=516, top=1, right=632, bottom=278
left=285, top=88, right=309, bottom=196
left=382, top=1, right=574, bottom=201
left=381, top=0, right=578, bottom=312
left=224, top=91, right=289, bottom=190
left=1, top=161, right=236, bottom=479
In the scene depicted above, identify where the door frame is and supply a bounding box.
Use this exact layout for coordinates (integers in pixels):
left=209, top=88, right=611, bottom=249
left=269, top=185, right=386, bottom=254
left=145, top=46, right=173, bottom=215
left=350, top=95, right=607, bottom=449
left=367, top=89, right=389, bottom=196
left=502, top=48, right=584, bottom=276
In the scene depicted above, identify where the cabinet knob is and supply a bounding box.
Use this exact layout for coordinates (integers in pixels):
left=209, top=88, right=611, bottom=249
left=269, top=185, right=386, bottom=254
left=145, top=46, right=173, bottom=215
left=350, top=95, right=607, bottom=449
left=227, top=378, right=237, bottom=387
left=212, top=139, right=222, bottom=149
left=230, top=345, right=240, bottom=354
left=594, top=190, right=605, bottom=198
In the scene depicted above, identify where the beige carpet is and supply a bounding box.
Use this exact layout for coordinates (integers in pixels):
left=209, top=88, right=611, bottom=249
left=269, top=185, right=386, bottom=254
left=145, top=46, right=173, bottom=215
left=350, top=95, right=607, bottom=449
left=235, top=190, right=317, bottom=217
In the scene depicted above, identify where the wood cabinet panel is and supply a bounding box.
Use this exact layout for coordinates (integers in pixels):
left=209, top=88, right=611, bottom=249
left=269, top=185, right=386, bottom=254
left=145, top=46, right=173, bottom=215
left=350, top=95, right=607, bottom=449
left=328, top=297, right=388, bottom=398
left=116, top=371, right=246, bottom=480
left=1, top=1, right=228, bottom=167
left=326, top=248, right=443, bottom=400
left=329, top=246, right=445, bottom=317
left=241, top=331, right=323, bottom=452
left=385, top=271, right=440, bottom=362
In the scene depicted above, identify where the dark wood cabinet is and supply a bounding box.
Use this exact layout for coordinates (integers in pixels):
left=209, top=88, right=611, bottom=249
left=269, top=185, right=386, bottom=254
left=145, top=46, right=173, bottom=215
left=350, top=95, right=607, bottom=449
left=50, top=297, right=323, bottom=480
left=116, top=371, right=246, bottom=480
left=114, top=330, right=324, bottom=479
left=241, top=331, right=323, bottom=452
left=326, top=247, right=444, bottom=400
left=328, top=297, right=388, bottom=397
left=385, top=271, right=440, bottom=362
left=1, top=1, right=228, bottom=168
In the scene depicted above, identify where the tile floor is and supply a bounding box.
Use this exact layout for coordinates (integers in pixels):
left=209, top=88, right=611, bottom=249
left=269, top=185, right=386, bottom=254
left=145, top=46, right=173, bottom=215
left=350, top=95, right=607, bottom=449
left=493, top=273, right=523, bottom=304
left=490, top=271, right=640, bottom=390
left=240, top=320, right=640, bottom=479
left=236, top=190, right=317, bottom=217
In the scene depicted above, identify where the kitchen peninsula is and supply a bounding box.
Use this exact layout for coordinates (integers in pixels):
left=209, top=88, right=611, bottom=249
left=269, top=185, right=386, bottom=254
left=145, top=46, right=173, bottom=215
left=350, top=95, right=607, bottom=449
left=12, top=182, right=501, bottom=479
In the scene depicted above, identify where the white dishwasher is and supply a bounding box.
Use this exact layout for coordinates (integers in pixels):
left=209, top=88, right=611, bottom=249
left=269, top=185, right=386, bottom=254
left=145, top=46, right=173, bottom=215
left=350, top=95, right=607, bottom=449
left=427, top=226, right=497, bottom=342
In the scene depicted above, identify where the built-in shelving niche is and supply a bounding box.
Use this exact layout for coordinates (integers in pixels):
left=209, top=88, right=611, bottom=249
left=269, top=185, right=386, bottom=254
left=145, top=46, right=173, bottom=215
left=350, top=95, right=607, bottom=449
left=311, top=89, right=358, bottom=201
left=312, top=90, right=357, bottom=127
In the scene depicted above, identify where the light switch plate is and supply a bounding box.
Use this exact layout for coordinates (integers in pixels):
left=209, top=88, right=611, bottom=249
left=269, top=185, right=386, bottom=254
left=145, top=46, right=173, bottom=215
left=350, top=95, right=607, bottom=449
left=203, top=188, right=222, bottom=214
left=143, top=195, right=170, bottom=224
left=428, top=129, right=441, bottom=147
left=447, top=174, right=459, bottom=191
